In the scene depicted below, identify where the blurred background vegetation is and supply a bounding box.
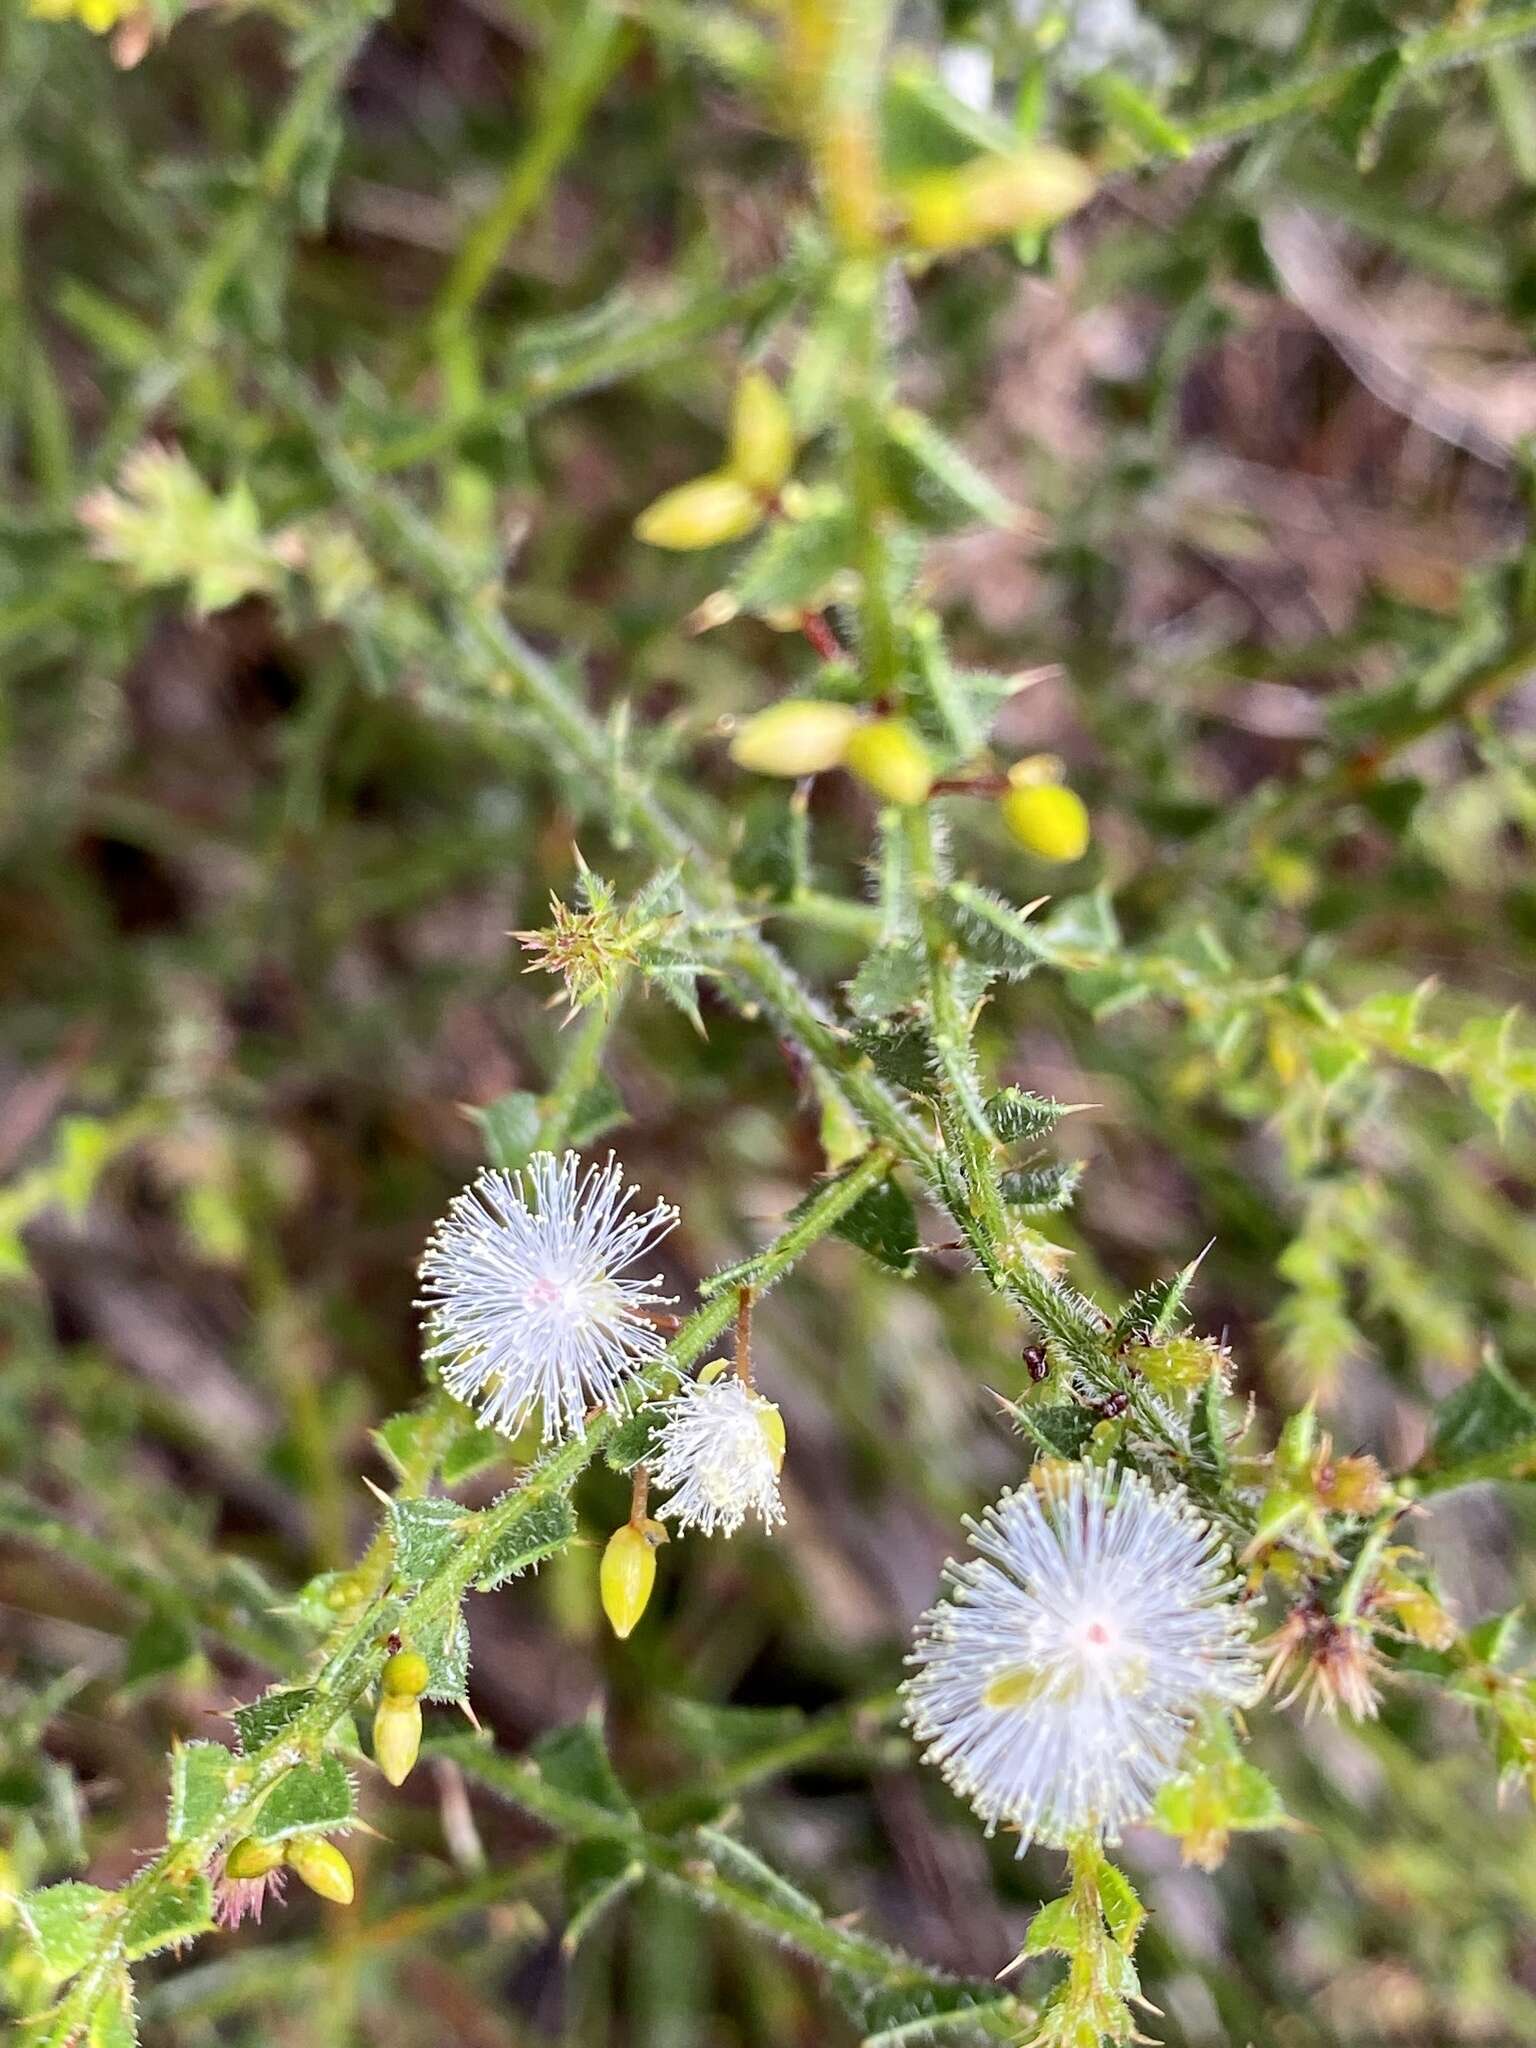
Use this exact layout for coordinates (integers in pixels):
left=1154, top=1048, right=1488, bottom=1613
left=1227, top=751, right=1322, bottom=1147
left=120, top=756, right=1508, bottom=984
left=5, top=0, right=1536, bottom=2042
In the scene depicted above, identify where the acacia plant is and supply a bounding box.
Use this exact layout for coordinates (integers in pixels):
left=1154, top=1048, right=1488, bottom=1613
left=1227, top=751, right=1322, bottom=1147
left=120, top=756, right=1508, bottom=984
left=5, top=2, right=1536, bottom=2045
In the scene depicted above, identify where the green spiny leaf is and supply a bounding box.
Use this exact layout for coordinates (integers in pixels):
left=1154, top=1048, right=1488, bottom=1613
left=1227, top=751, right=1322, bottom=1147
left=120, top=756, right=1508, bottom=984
left=232, top=1688, right=316, bottom=1755
left=19, top=1883, right=117, bottom=1984
left=532, top=1715, right=635, bottom=1822
left=984, top=1087, right=1066, bottom=1144
left=941, top=882, right=1046, bottom=979
left=475, top=1493, right=578, bottom=1590
left=604, top=1407, right=663, bottom=1474
left=847, top=940, right=926, bottom=1020
left=850, top=1019, right=942, bottom=1097
left=411, top=1603, right=472, bottom=1702
left=998, top=1161, right=1082, bottom=1212
left=121, top=1875, right=213, bottom=1961
left=472, top=1091, right=542, bottom=1171
left=884, top=406, right=1022, bottom=534
left=249, top=1756, right=356, bottom=1843
left=731, top=503, right=855, bottom=615
left=562, top=1835, right=645, bottom=1955
left=1419, top=1353, right=1536, bottom=1491
left=86, top=1972, right=138, bottom=2048
left=167, top=1741, right=232, bottom=1844
left=832, top=1171, right=917, bottom=1274
left=387, top=1496, right=471, bottom=1584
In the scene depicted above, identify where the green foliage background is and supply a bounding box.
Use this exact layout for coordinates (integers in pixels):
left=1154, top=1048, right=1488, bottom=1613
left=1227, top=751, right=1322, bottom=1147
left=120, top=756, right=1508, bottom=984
left=4, top=0, right=1536, bottom=2043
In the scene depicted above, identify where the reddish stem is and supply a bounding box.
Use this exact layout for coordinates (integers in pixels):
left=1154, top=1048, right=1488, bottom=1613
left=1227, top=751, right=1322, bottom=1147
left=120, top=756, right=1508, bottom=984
left=800, top=611, right=844, bottom=663
left=735, top=1286, right=756, bottom=1387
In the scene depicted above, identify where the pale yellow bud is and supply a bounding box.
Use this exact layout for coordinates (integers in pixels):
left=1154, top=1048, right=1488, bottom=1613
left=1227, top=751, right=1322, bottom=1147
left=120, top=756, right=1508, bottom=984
left=843, top=719, right=935, bottom=806
left=373, top=1692, right=423, bottom=1787
left=999, top=783, right=1090, bottom=864
left=380, top=1649, right=430, bottom=1700
left=601, top=1519, right=667, bottom=1641
left=754, top=1399, right=786, bottom=1473
left=634, top=472, right=762, bottom=550
left=224, top=1835, right=284, bottom=1881
left=728, top=371, right=795, bottom=495
left=283, top=1836, right=354, bottom=1905
left=901, top=147, right=1094, bottom=252
left=1005, top=752, right=1065, bottom=789
left=729, top=700, right=859, bottom=777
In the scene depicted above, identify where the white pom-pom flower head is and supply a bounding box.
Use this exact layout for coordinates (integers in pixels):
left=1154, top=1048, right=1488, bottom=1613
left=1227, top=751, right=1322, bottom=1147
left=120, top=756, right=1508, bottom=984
left=651, top=1369, right=785, bottom=1538
left=417, top=1150, right=678, bottom=1443
left=904, top=1462, right=1259, bottom=1850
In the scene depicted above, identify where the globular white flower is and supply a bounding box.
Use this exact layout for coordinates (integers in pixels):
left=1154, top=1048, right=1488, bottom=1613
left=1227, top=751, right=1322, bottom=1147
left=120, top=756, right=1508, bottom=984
left=904, top=1463, right=1259, bottom=1849
left=417, top=1150, right=678, bottom=1442
left=651, top=1372, right=786, bottom=1537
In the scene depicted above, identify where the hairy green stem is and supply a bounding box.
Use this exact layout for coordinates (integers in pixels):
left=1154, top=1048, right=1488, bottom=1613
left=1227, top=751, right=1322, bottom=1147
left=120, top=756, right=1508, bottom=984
left=430, top=3, right=627, bottom=337
left=537, top=994, right=624, bottom=1155
left=30, top=1144, right=896, bottom=2039
left=432, top=1734, right=1032, bottom=2042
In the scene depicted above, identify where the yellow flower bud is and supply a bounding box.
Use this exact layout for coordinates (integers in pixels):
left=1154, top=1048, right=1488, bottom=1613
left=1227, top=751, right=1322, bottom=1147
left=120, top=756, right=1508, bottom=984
left=1028, top=1457, right=1075, bottom=1503
left=372, top=1692, right=423, bottom=1788
left=601, top=1518, right=667, bottom=1641
left=901, top=146, right=1094, bottom=253
left=754, top=1399, right=786, bottom=1473
left=1313, top=1452, right=1387, bottom=1517
left=634, top=471, right=762, bottom=550
left=729, top=700, right=859, bottom=777
left=380, top=1649, right=430, bottom=1700
left=843, top=719, right=935, bottom=807
left=324, top=1570, right=367, bottom=1612
left=1379, top=1569, right=1455, bottom=1651
left=728, top=371, right=795, bottom=496
left=29, top=0, right=135, bottom=31
left=1005, top=752, right=1065, bottom=788
left=283, top=1836, right=354, bottom=1905
left=999, top=783, right=1090, bottom=863
left=224, top=1835, right=284, bottom=1881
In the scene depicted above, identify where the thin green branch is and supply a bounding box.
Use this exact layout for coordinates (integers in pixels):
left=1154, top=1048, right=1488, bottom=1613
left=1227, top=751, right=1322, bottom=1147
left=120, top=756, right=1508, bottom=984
left=1172, top=3, right=1536, bottom=154
left=430, top=3, right=627, bottom=337
left=435, top=1735, right=1032, bottom=2042
left=538, top=993, right=624, bottom=1154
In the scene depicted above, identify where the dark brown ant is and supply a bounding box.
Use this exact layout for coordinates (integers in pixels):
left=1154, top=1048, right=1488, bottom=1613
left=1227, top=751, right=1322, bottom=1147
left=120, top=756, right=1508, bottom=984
left=1023, top=1345, right=1050, bottom=1383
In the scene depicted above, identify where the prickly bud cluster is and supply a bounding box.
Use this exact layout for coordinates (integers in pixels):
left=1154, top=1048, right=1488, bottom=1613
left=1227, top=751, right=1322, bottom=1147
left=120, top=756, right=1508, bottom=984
left=1245, top=1404, right=1392, bottom=1563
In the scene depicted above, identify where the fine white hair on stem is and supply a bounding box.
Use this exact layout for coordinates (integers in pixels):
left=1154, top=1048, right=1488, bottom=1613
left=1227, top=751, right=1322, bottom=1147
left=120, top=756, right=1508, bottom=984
left=903, top=1462, right=1259, bottom=1850
left=416, top=1150, right=678, bottom=1443
left=651, top=1373, right=785, bottom=1537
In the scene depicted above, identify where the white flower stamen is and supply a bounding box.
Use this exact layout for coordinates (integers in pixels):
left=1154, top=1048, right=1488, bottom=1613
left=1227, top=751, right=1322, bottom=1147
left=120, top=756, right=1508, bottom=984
left=416, top=1150, right=678, bottom=1443
left=651, top=1373, right=785, bottom=1537
left=903, top=1462, right=1259, bottom=1849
